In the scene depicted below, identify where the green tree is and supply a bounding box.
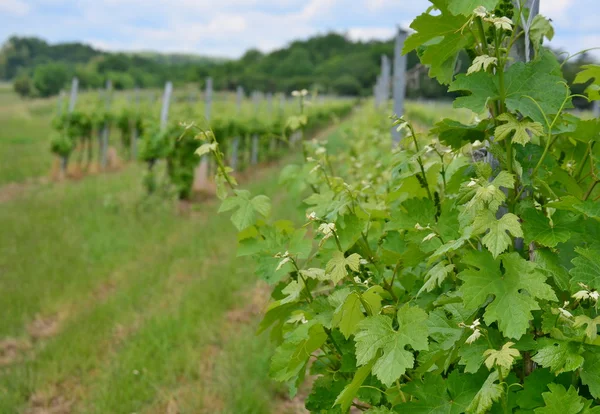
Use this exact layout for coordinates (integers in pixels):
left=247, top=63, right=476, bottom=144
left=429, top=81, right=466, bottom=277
left=33, top=62, right=69, bottom=97
left=332, top=74, right=362, bottom=96
left=13, top=73, right=33, bottom=97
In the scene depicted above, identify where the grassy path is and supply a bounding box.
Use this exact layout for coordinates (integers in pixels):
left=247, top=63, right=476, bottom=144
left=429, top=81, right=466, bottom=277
left=0, top=119, right=350, bottom=413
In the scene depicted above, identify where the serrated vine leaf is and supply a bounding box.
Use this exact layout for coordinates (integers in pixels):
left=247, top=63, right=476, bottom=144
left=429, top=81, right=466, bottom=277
left=473, top=210, right=523, bottom=258
left=403, top=3, right=471, bottom=84
left=218, top=190, right=271, bottom=230
left=570, top=247, right=600, bottom=290
left=495, top=113, right=544, bottom=145
left=354, top=305, right=428, bottom=387
left=534, top=384, right=585, bottom=414
left=402, top=371, right=482, bottom=413
left=582, top=349, right=600, bottom=399
left=468, top=55, right=498, bottom=75
left=483, top=342, right=520, bottom=370
left=270, top=321, right=327, bottom=383
left=334, top=360, right=374, bottom=412
left=467, top=370, right=503, bottom=414
left=574, top=64, right=600, bottom=101
left=332, top=292, right=364, bottom=339
left=325, top=252, right=361, bottom=284
left=574, top=316, right=600, bottom=342
left=418, top=261, right=455, bottom=295
left=458, top=251, right=557, bottom=339
left=450, top=51, right=568, bottom=124
left=532, top=339, right=584, bottom=374
left=529, top=15, right=555, bottom=56
left=516, top=368, right=555, bottom=410
left=522, top=208, right=574, bottom=248
left=431, top=118, right=488, bottom=149
left=194, top=142, right=217, bottom=156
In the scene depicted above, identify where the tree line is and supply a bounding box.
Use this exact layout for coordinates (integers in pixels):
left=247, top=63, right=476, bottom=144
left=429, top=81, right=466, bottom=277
left=1, top=33, right=596, bottom=107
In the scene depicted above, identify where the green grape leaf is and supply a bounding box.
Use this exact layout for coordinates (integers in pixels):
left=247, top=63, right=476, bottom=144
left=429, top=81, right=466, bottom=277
left=450, top=51, right=568, bottom=124
left=573, top=199, right=600, bottom=220
left=449, top=71, right=497, bottom=114
left=428, top=308, right=464, bottom=350
left=574, top=64, right=600, bottom=101
left=431, top=118, right=488, bottom=149
left=495, top=113, right=544, bottom=146
left=362, top=286, right=385, bottom=316
left=270, top=321, right=327, bottom=383
left=332, top=292, right=364, bottom=339
left=529, top=15, right=555, bottom=57
left=581, top=349, right=600, bottom=399
left=573, top=315, right=600, bottom=342
left=354, top=305, right=429, bottom=387
left=402, top=371, right=483, bottom=414
left=570, top=247, right=600, bottom=290
left=521, top=208, right=575, bottom=248
left=325, top=251, right=361, bottom=284
left=281, top=279, right=307, bottom=304
left=403, top=3, right=471, bottom=84
left=467, top=370, right=503, bottom=414
left=448, top=0, right=499, bottom=15
left=218, top=190, right=271, bottom=230
left=515, top=368, right=555, bottom=410
left=305, top=376, right=347, bottom=412
left=532, top=339, right=584, bottom=374
left=535, top=248, right=571, bottom=291
left=534, top=384, right=585, bottom=414
left=483, top=341, right=520, bottom=370
left=194, top=142, right=217, bottom=156
left=473, top=210, right=523, bottom=258
left=386, top=197, right=437, bottom=231
left=459, top=341, right=488, bottom=373
left=334, top=360, right=374, bottom=412
left=418, top=261, right=455, bottom=295
left=458, top=251, right=557, bottom=339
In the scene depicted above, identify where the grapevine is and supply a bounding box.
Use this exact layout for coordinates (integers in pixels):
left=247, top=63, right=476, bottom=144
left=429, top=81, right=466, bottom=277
left=201, top=1, right=600, bottom=413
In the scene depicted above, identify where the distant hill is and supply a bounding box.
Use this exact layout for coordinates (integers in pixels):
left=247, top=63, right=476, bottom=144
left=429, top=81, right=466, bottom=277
left=132, top=51, right=228, bottom=66
left=1, top=33, right=594, bottom=103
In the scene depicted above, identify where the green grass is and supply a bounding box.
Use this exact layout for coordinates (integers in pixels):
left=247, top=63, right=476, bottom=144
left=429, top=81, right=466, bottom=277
left=0, top=114, right=353, bottom=413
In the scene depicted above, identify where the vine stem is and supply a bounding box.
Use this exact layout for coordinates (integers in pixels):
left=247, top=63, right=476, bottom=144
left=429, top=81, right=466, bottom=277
left=406, top=122, right=433, bottom=201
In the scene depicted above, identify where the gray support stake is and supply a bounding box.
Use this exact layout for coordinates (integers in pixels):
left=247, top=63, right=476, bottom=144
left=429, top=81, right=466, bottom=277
left=101, top=80, right=112, bottom=169
left=279, top=94, right=285, bottom=117
left=236, top=86, right=244, bottom=114
left=392, top=28, right=408, bottom=144
left=267, top=92, right=273, bottom=119
left=160, top=81, right=173, bottom=131
left=231, top=86, right=244, bottom=170
left=57, top=90, right=66, bottom=116
left=251, top=91, right=261, bottom=165
left=205, top=77, right=213, bottom=121
left=251, top=135, right=259, bottom=165
left=512, top=0, right=539, bottom=64
left=230, top=137, right=240, bottom=171
left=594, top=101, right=600, bottom=118
left=382, top=55, right=391, bottom=102
left=68, top=77, right=79, bottom=113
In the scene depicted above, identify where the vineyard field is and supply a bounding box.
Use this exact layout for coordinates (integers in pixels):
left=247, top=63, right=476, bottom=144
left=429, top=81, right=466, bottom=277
left=0, top=112, right=361, bottom=412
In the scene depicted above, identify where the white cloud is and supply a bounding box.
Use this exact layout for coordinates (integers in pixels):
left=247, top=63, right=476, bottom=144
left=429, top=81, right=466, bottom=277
left=347, top=27, right=395, bottom=42
left=0, top=0, right=30, bottom=15
left=0, top=0, right=597, bottom=59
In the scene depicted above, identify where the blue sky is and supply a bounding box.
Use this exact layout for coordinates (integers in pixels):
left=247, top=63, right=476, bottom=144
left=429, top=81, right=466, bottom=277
left=0, top=0, right=598, bottom=59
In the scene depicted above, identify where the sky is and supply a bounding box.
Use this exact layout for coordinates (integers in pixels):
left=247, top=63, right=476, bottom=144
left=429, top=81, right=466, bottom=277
left=0, top=0, right=598, bottom=59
